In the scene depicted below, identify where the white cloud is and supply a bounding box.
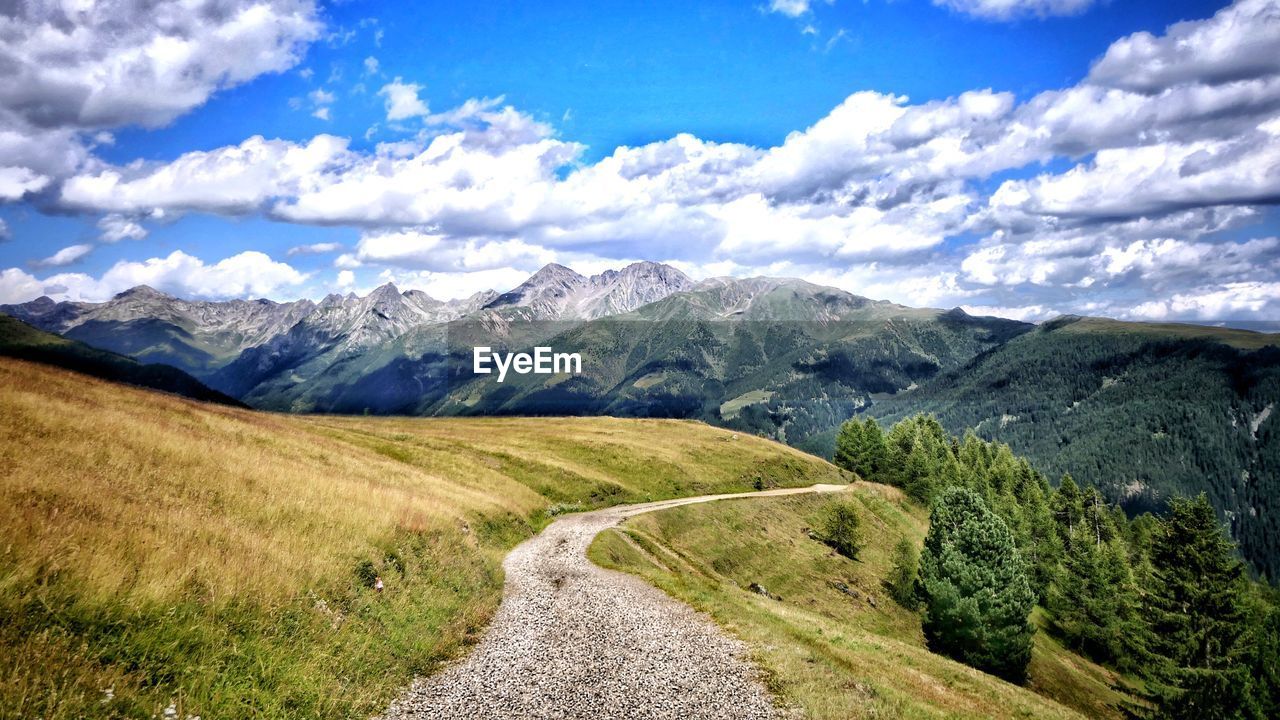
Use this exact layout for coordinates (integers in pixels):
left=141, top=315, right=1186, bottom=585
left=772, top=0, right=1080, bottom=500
left=0, top=267, right=44, bottom=303
left=32, top=243, right=93, bottom=268
left=0, top=250, right=308, bottom=303
left=1088, top=0, right=1280, bottom=94
left=0, top=0, right=322, bottom=130
left=1129, top=281, right=1280, bottom=320
left=0, top=166, right=51, bottom=201
left=14, top=0, right=1280, bottom=321
left=0, top=218, right=9, bottom=241
left=378, top=78, right=430, bottom=121
left=987, top=130, right=1280, bottom=221
left=959, top=304, right=1055, bottom=322
left=768, top=1, right=816, bottom=18
left=373, top=266, right=529, bottom=301
left=933, top=0, right=1097, bottom=21
left=960, top=213, right=1274, bottom=290
left=336, top=269, right=355, bottom=287
left=363, top=56, right=380, bottom=76
left=287, top=241, right=343, bottom=256
left=60, top=134, right=353, bottom=214
left=354, top=230, right=557, bottom=272
left=97, top=213, right=147, bottom=243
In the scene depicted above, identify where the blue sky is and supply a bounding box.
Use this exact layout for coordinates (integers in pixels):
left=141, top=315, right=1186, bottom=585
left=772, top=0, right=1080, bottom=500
left=1, top=0, right=1278, bottom=323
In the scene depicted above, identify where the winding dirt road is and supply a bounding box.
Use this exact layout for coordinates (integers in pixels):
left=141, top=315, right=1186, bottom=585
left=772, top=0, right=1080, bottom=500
left=382, top=483, right=850, bottom=719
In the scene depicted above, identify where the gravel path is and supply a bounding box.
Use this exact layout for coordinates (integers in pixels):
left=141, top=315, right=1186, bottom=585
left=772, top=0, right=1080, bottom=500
left=382, top=483, right=849, bottom=720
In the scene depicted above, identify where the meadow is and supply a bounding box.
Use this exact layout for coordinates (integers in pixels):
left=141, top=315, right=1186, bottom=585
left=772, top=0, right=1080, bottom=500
left=0, top=357, right=845, bottom=719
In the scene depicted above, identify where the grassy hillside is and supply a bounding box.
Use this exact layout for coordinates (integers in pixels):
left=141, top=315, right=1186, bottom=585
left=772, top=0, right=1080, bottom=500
left=0, top=357, right=846, bottom=719
left=856, top=316, right=1280, bottom=580
left=0, top=315, right=244, bottom=407
left=590, top=488, right=1139, bottom=719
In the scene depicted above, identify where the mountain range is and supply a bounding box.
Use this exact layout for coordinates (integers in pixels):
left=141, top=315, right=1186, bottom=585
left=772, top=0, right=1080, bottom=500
left=3, top=261, right=1278, bottom=578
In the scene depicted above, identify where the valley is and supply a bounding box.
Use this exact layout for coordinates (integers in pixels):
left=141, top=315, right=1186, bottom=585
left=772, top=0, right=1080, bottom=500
left=4, top=261, right=1277, bottom=579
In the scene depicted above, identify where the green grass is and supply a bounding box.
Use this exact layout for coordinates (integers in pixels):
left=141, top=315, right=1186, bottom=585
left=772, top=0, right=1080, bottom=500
left=0, top=357, right=846, bottom=719
left=589, top=486, right=1138, bottom=719
left=720, top=389, right=775, bottom=419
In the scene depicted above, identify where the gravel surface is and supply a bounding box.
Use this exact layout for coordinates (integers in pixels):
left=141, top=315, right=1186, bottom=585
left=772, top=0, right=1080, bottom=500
left=382, top=484, right=849, bottom=720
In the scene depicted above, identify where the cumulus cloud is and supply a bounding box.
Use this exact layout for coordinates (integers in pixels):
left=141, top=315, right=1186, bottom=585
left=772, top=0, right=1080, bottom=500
left=987, top=129, right=1280, bottom=221
left=378, top=78, right=430, bottom=121
left=32, top=243, right=94, bottom=268
left=0, top=166, right=51, bottom=201
left=0, top=0, right=321, bottom=130
left=8, top=0, right=1279, bottom=320
left=1088, top=0, right=1280, bottom=93
left=960, top=211, right=1275, bottom=290
left=0, top=250, right=308, bottom=303
left=60, top=134, right=353, bottom=214
left=97, top=214, right=147, bottom=242
left=933, top=0, right=1097, bottom=21
left=353, top=231, right=557, bottom=272
left=372, top=266, right=530, bottom=302
left=1130, top=281, right=1280, bottom=320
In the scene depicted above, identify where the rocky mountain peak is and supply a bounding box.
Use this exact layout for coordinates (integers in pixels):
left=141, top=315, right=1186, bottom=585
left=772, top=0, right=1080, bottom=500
left=368, top=282, right=401, bottom=302
left=528, top=263, right=586, bottom=284
left=113, top=285, right=170, bottom=301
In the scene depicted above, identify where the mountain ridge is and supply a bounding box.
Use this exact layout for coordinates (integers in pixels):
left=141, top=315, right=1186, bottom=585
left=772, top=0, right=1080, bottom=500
left=3, top=262, right=1279, bottom=576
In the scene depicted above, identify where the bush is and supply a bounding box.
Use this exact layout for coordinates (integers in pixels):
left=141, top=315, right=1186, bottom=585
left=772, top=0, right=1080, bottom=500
left=354, top=559, right=378, bottom=589
left=817, top=501, right=864, bottom=560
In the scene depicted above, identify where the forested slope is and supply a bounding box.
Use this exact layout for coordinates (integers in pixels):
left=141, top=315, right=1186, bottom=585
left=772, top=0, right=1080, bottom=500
left=861, top=317, right=1280, bottom=579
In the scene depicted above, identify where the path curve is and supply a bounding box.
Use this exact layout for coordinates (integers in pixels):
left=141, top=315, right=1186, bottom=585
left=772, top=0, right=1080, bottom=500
left=382, top=483, right=850, bottom=719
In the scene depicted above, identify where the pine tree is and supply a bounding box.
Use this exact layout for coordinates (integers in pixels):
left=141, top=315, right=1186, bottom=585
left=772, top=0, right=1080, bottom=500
left=918, top=487, right=1036, bottom=683
left=833, top=418, right=865, bottom=475
left=1047, top=532, right=1145, bottom=669
left=1147, top=495, right=1253, bottom=719
left=833, top=417, right=887, bottom=482
left=1050, top=474, right=1085, bottom=547
left=1245, top=604, right=1280, bottom=718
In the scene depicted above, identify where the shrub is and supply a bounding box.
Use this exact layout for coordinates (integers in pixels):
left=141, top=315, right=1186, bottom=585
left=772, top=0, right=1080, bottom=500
left=817, top=501, right=864, bottom=560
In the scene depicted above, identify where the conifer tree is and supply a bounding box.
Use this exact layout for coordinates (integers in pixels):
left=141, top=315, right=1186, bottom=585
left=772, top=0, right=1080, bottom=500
left=887, top=537, right=920, bottom=609
left=1050, top=474, right=1085, bottom=547
left=833, top=417, right=888, bottom=482
left=918, top=487, right=1036, bottom=683
left=833, top=418, right=865, bottom=476
left=1147, top=495, right=1253, bottom=719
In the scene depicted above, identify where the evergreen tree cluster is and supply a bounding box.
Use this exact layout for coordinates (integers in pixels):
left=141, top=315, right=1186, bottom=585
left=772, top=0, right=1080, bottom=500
left=835, top=413, right=1280, bottom=717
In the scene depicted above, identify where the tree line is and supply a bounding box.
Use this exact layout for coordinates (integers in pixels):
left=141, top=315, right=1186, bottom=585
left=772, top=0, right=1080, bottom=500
left=835, top=414, right=1280, bottom=718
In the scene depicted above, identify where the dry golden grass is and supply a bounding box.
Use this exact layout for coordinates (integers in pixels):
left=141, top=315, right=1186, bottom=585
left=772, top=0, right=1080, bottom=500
left=0, top=358, right=846, bottom=718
